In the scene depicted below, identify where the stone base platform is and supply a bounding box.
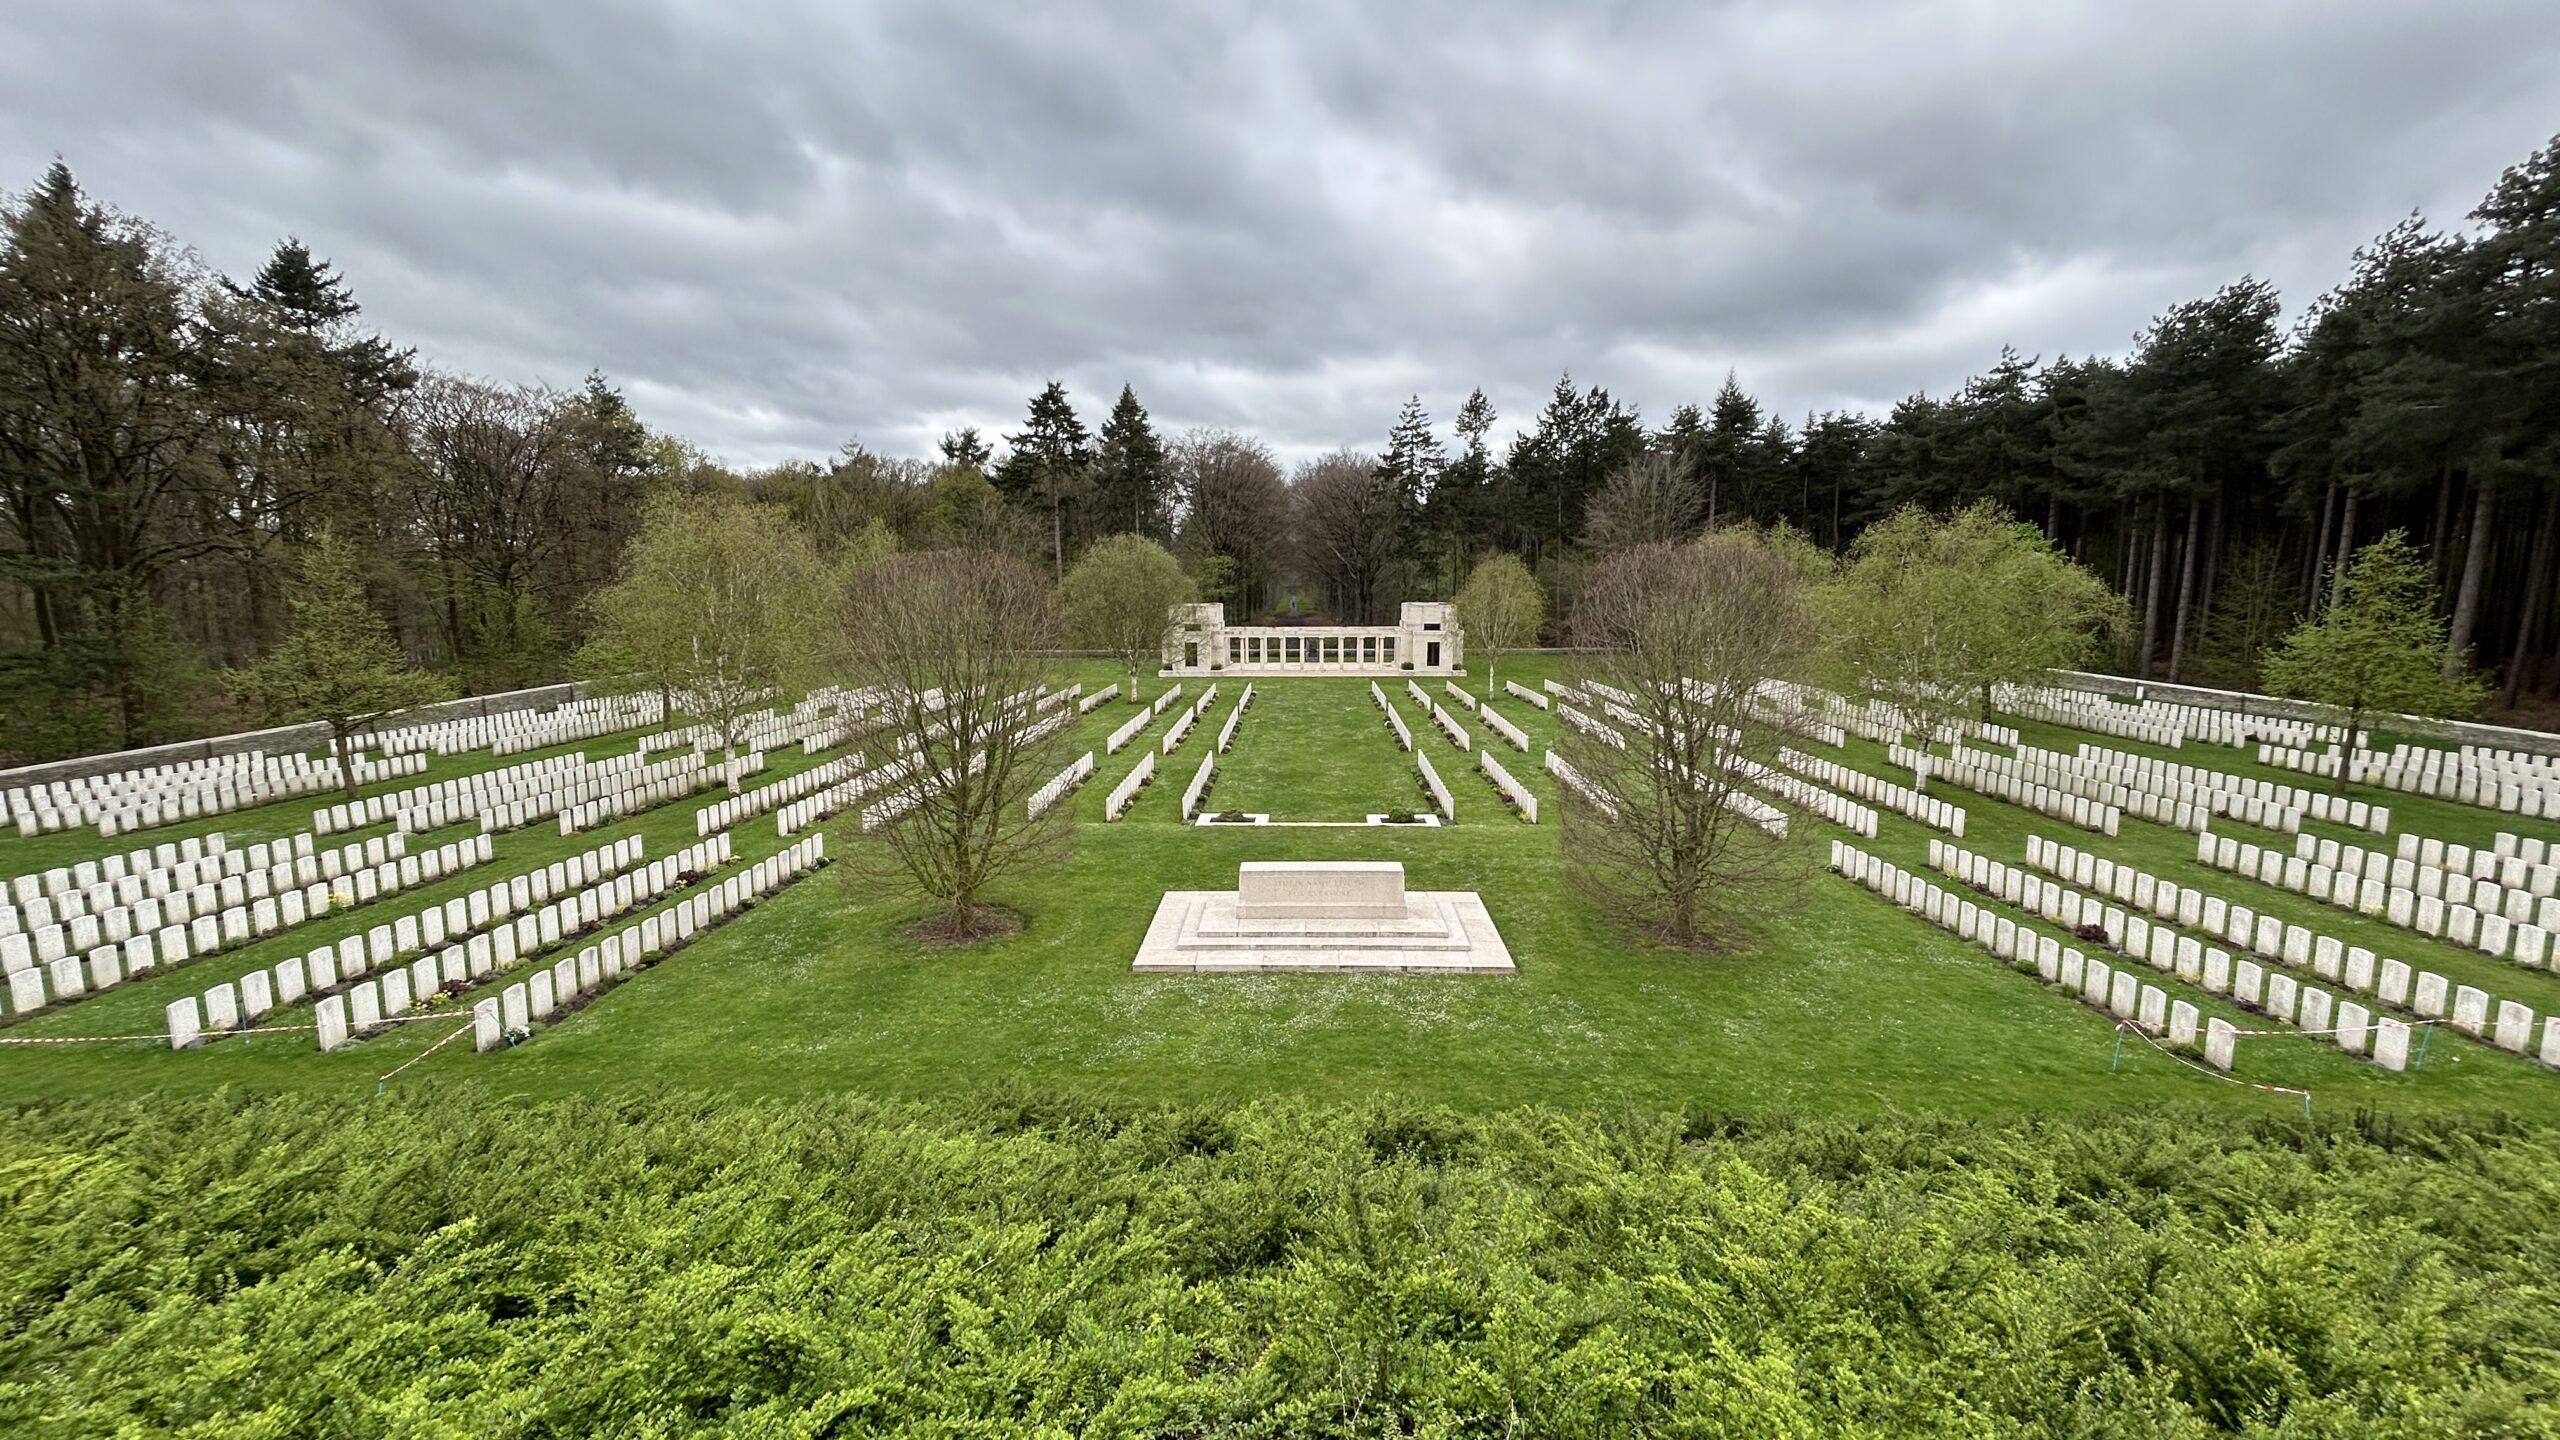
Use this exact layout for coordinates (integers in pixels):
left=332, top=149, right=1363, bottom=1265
left=1131, top=889, right=1515, bottom=972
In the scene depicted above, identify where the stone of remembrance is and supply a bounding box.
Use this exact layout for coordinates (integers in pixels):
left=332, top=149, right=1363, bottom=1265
left=1131, top=860, right=1515, bottom=973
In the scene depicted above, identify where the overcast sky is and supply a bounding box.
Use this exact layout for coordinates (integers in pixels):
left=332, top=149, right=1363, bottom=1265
left=5, top=1, right=2556, bottom=470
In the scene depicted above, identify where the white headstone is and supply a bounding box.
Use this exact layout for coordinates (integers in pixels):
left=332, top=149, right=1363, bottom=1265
left=2204, top=1017, right=2237, bottom=1070
left=2234, top=959, right=2265, bottom=1008
left=2137, top=985, right=2167, bottom=1032
left=2372, top=1017, right=2411, bottom=1072
left=205, top=982, right=240, bottom=1032
left=2264, top=971, right=2297, bottom=1023
left=166, top=996, right=203, bottom=1049
left=2378, top=959, right=2412, bottom=1007
left=2297, top=986, right=2333, bottom=1036
left=315, top=994, right=349, bottom=1051
left=2452, top=985, right=2490, bottom=1035
left=2414, top=972, right=2449, bottom=1018
left=2493, top=1000, right=2533, bottom=1053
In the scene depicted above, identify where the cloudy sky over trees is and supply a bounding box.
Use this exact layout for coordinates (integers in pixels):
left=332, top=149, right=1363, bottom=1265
left=6, top=0, right=2556, bottom=465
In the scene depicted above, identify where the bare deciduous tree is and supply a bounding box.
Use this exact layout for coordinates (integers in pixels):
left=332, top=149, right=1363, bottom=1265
left=1559, top=535, right=1814, bottom=948
left=1581, top=449, right=1704, bottom=554
left=1171, top=428, right=1288, bottom=614
left=836, top=549, right=1074, bottom=940
left=1291, top=449, right=1399, bottom=623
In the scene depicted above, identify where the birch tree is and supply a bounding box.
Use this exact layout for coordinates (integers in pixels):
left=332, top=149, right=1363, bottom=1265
left=576, top=493, right=833, bottom=786
left=1060, top=533, right=1192, bottom=702
left=1451, top=552, right=1542, bottom=698
left=1823, top=502, right=2124, bottom=761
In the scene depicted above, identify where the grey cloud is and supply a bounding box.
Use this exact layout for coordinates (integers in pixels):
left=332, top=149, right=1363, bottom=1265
left=4, top=0, right=2556, bottom=470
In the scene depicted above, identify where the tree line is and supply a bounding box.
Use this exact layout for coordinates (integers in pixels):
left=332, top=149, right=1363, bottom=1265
left=4, top=129, right=2555, bottom=764
left=0, top=162, right=656, bottom=760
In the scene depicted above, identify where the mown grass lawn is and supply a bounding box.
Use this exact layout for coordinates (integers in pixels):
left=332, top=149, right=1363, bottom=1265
left=3, top=656, right=2557, bottom=1123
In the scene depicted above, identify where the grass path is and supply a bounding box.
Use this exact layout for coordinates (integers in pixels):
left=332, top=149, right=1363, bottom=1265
left=1208, top=681, right=1420, bottom=821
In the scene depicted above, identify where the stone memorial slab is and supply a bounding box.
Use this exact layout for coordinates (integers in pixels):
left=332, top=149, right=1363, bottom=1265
left=1136, top=861, right=1514, bottom=972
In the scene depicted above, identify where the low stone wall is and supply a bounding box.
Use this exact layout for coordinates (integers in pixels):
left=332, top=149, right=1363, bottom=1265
left=0, top=681, right=591, bottom=790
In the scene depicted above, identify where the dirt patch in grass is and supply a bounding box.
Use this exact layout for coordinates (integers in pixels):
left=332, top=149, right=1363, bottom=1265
left=904, top=905, right=1026, bottom=945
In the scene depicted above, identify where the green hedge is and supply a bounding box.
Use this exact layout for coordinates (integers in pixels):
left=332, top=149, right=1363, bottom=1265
left=3, top=1092, right=2556, bottom=1435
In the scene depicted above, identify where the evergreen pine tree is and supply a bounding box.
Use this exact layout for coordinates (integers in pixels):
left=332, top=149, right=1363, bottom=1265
left=1700, top=374, right=1761, bottom=528
left=1090, top=384, right=1170, bottom=540
left=1420, top=389, right=1496, bottom=592
left=246, top=238, right=359, bottom=328
left=994, top=381, right=1093, bottom=578
left=939, top=426, right=994, bottom=475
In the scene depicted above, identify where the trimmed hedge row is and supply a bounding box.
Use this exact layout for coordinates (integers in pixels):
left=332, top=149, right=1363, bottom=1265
left=2, top=1093, right=2555, bottom=1435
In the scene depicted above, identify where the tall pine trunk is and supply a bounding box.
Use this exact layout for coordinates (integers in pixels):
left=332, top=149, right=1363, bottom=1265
left=2428, top=464, right=2456, bottom=583
left=2306, top=481, right=2336, bottom=612
left=2168, top=496, right=2203, bottom=681
left=2138, top=500, right=2168, bottom=678
left=2330, top=490, right=2359, bottom=613
left=2501, top=487, right=2559, bottom=709
left=335, top=723, right=360, bottom=802
left=2196, top=487, right=2224, bottom=655
left=2447, top=484, right=2495, bottom=677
